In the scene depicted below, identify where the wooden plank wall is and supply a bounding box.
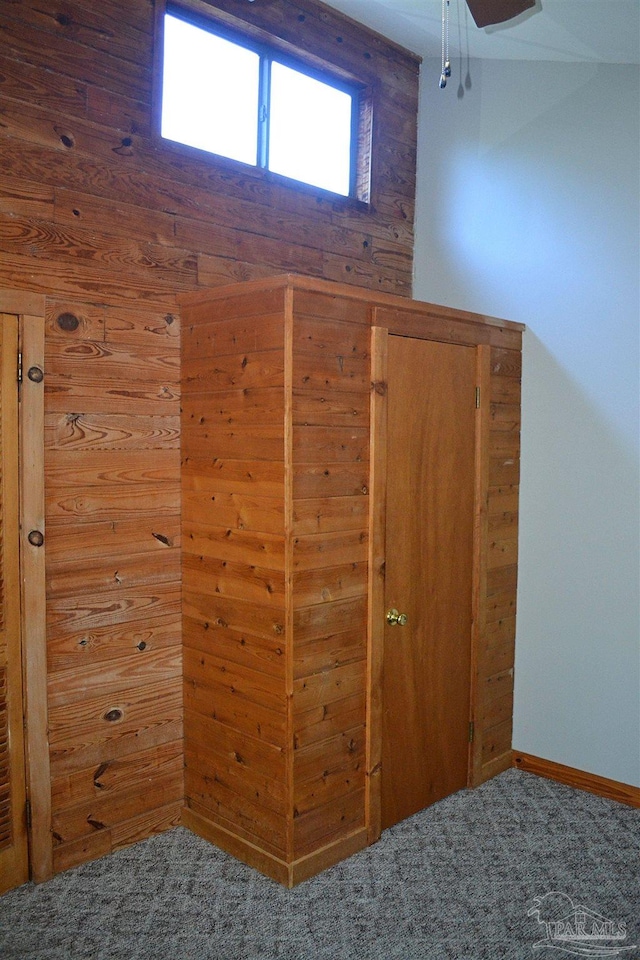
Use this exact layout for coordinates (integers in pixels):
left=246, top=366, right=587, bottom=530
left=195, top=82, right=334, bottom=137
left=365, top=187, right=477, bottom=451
left=290, top=290, right=371, bottom=861
left=478, top=344, right=521, bottom=782
left=0, top=0, right=418, bottom=873
left=181, top=288, right=290, bottom=867
left=180, top=283, right=373, bottom=882
left=180, top=280, right=523, bottom=885
left=180, top=285, right=373, bottom=879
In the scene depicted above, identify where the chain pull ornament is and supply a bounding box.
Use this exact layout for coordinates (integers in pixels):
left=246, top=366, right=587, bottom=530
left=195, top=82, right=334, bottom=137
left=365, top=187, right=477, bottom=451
left=440, top=0, right=451, bottom=88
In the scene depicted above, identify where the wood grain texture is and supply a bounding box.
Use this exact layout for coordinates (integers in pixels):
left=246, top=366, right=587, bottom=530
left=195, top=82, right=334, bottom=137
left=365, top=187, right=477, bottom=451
left=53, top=800, right=182, bottom=875
left=512, top=753, right=640, bottom=809
left=19, top=310, right=52, bottom=882
left=181, top=277, right=522, bottom=884
left=381, top=336, right=476, bottom=830
left=366, top=327, right=387, bottom=843
left=475, top=343, right=522, bottom=784
left=0, top=0, right=525, bottom=883
left=0, top=315, right=29, bottom=894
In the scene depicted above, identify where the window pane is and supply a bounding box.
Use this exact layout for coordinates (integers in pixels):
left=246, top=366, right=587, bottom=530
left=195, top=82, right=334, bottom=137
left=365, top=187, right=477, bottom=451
left=162, top=14, right=259, bottom=165
left=268, top=63, right=353, bottom=196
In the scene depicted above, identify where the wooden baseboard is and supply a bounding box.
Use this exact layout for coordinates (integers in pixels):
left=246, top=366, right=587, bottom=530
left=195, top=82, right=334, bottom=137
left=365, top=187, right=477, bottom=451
left=512, top=751, right=640, bottom=808
left=182, top=806, right=369, bottom=887
left=474, top=749, right=512, bottom=787
left=290, top=828, right=368, bottom=886
left=182, top=806, right=290, bottom=886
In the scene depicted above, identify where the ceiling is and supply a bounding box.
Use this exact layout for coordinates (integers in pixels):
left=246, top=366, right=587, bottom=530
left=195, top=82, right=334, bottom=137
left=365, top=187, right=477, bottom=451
left=320, top=0, right=640, bottom=63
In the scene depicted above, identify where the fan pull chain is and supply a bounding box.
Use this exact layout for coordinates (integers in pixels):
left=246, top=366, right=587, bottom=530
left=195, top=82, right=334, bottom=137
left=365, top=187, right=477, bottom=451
left=440, top=0, right=451, bottom=88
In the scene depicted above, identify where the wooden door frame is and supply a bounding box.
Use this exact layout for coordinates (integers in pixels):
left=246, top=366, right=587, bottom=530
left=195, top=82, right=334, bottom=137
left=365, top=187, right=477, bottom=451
left=365, top=326, right=387, bottom=845
left=1, top=290, right=51, bottom=882
left=366, top=325, right=490, bottom=844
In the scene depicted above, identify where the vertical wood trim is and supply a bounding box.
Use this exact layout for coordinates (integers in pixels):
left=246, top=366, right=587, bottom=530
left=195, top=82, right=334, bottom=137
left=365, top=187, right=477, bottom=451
left=366, top=323, right=388, bottom=844
left=0, top=315, right=29, bottom=892
left=151, top=0, right=167, bottom=144
left=356, top=88, right=374, bottom=205
left=19, top=312, right=51, bottom=881
left=469, top=345, right=491, bottom=787
left=284, top=283, right=295, bottom=879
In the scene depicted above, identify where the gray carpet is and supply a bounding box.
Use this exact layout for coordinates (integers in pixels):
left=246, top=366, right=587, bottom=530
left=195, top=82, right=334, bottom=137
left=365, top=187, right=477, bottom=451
left=0, top=770, right=638, bottom=959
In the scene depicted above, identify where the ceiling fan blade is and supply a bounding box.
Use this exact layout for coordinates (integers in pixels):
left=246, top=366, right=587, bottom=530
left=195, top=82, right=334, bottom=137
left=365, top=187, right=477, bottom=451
left=466, top=0, right=535, bottom=28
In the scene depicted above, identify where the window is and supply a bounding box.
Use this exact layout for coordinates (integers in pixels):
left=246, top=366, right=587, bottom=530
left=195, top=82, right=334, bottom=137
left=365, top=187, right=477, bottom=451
left=161, top=8, right=360, bottom=198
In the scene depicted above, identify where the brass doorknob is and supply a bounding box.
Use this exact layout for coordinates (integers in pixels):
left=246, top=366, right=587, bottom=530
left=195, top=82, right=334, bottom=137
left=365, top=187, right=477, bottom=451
left=386, top=608, right=408, bottom=626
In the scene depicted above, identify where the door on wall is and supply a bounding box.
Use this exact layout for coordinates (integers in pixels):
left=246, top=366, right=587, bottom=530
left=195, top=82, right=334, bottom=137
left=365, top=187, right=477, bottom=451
left=381, top=335, right=476, bottom=830
left=0, top=315, right=29, bottom=894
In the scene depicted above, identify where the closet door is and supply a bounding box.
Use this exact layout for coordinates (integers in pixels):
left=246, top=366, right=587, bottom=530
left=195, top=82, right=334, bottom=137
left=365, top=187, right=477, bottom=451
left=381, top=335, right=476, bottom=830
left=0, top=316, right=29, bottom=893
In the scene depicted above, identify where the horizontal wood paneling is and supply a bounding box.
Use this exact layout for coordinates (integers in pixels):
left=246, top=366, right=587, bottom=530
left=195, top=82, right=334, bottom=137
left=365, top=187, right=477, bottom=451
left=183, top=554, right=286, bottom=607
left=184, top=523, right=286, bottom=570
left=2, top=0, right=419, bottom=877
left=182, top=490, right=285, bottom=536
left=182, top=595, right=286, bottom=652
left=181, top=292, right=289, bottom=872
left=181, top=458, right=284, bottom=498
left=293, top=661, right=367, bottom=714
left=184, top=681, right=286, bottom=750
left=293, top=595, right=368, bottom=641
left=180, top=276, right=522, bottom=884
left=180, top=281, right=374, bottom=878
left=45, top=413, right=181, bottom=451
left=293, top=727, right=366, bottom=817
left=476, top=343, right=523, bottom=783
left=293, top=787, right=366, bottom=857
left=292, top=462, right=370, bottom=499
left=184, top=740, right=286, bottom=815
left=183, top=647, right=286, bottom=727
left=47, top=615, right=181, bottom=674
left=51, top=741, right=184, bottom=810
left=52, top=800, right=182, bottom=875
left=47, top=587, right=181, bottom=634
left=292, top=495, right=369, bottom=534
left=293, top=694, right=367, bottom=750
left=292, top=627, right=365, bottom=678
left=48, top=681, right=183, bottom=777
left=47, top=647, right=182, bottom=707
left=52, top=768, right=183, bottom=845
left=185, top=711, right=286, bottom=784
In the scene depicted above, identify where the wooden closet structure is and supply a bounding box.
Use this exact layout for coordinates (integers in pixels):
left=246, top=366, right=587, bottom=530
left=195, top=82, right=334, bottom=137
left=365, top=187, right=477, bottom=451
left=179, top=275, right=523, bottom=886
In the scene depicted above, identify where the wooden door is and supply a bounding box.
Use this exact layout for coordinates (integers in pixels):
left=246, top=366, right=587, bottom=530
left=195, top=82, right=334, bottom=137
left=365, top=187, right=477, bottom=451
left=381, top=335, right=476, bottom=830
left=0, top=315, right=29, bottom=893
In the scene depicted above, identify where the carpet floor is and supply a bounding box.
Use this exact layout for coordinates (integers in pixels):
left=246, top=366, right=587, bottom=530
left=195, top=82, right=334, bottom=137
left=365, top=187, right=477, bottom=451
left=0, top=769, right=638, bottom=960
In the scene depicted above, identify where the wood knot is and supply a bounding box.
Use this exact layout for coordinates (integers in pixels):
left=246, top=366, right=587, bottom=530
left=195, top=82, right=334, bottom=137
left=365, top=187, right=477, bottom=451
left=152, top=532, right=172, bottom=546
left=57, top=312, right=80, bottom=332
left=372, top=380, right=387, bottom=396
left=103, top=708, right=123, bottom=723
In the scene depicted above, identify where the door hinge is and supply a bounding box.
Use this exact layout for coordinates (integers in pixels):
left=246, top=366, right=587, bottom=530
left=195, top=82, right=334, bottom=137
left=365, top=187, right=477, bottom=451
left=475, top=386, right=481, bottom=409
left=25, top=798, right=32, bottom=830
left=468, top=721, right=475, bottom=743
left=17, top=350, right=23, bottom=384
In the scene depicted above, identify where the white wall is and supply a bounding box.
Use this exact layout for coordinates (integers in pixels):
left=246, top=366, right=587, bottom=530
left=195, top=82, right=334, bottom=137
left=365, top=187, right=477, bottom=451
left=413, top=59, right=640, bottom=786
